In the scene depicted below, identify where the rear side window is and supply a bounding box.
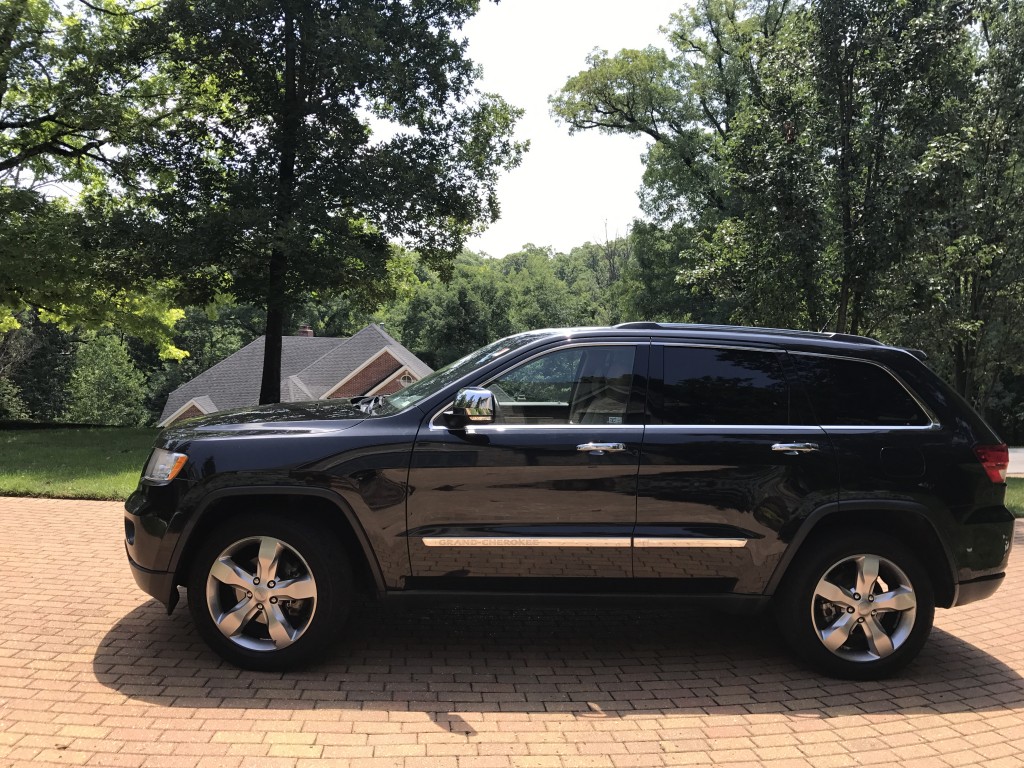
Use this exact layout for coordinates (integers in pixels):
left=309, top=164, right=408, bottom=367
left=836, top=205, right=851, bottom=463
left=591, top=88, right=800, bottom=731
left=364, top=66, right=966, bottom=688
left=796, top=355, right=930, bottom=427
left=658, top=346, right=790, bottom=425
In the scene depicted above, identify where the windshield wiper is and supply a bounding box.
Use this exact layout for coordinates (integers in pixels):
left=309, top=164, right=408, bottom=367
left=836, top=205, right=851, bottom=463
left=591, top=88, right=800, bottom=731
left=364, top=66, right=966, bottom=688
left=354, top=395, right=386, bottom=414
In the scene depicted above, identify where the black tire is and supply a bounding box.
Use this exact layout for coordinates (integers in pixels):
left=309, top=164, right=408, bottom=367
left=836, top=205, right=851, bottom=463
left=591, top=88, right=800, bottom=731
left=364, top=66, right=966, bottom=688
left=775, top=531, right=934, bottom=680
left=186, top=513, right=352, bottom=671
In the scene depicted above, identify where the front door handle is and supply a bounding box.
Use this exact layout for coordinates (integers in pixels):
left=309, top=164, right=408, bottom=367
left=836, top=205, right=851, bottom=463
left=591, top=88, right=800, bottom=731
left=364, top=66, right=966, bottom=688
left=771, top=442, right=819, bottom=455
left=577, top=442, right=627, bottom=456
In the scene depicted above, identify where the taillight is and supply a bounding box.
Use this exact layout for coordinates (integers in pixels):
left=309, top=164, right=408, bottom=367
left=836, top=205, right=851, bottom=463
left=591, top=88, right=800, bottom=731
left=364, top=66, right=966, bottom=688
left=973, top=444, right=1009, bottom=483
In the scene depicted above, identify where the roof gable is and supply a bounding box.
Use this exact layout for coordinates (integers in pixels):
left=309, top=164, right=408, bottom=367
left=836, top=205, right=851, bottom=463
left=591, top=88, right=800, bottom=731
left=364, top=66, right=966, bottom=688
left=295, top=324, right=392, bottom=397
left=158, top=335, right=344, bottom=424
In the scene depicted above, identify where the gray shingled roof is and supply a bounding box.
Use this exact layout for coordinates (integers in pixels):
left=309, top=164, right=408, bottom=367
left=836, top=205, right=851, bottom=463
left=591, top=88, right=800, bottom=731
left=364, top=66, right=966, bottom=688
left=296, top=323, right=432, bottom=396
left=158, top=324, right=432, bottom=425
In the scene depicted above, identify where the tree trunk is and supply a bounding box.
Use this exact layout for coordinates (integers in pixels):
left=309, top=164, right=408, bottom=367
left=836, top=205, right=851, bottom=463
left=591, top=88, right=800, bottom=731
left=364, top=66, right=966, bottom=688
left=259, top=259, right=287, bottom=405
left=259, top=2, right=301, bottom=405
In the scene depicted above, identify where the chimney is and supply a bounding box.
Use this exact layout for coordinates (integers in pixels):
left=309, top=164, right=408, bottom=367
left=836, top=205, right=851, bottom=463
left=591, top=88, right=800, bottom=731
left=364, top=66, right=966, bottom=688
left=297, top=324, right=314, bottom=337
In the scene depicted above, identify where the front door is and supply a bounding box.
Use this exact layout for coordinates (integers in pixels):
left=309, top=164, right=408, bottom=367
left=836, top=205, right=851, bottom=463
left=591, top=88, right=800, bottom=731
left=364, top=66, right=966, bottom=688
left=406, top=342, right=647, bottom=586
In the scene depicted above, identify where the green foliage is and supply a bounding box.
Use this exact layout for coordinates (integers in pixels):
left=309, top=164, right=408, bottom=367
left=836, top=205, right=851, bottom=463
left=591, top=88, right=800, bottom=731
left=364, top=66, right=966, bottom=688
left=1, top=0, right=187, bottom=355
left=64, top=334, right=149, bottom=426
left=891, top=2, right=1024, bottom=413
left=0, top=0, right=170, bottom=181
left=386, top=252, right=516, bottom=368
left=0, top=189, right=187, bottom=357
left=553, top=0, right=1024, bottom=418
left=1, top=310, right=76, bottom=421
left=136, top=301, right=263, bottom=423
left=123, top=0, right=526, bottom=402
left=0, top=377, right=28, bottom=420
left=384, top=237, right=657, bottom=368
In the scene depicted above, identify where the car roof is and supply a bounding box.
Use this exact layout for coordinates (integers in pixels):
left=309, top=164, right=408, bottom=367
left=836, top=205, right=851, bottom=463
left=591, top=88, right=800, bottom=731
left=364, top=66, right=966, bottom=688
left=528, top=322, right=927, bottom=360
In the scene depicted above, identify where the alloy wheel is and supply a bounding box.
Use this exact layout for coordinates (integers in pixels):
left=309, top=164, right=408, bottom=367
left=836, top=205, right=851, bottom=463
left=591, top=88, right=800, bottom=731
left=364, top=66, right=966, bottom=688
left=811, top=553, right=918, bottom=662
left=205, top=535, right=318, bottom=652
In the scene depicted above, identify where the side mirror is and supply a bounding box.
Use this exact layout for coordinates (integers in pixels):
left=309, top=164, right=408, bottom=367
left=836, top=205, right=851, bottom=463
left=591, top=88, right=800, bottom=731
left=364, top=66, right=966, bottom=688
left=444, top=387, right=496, bottom=428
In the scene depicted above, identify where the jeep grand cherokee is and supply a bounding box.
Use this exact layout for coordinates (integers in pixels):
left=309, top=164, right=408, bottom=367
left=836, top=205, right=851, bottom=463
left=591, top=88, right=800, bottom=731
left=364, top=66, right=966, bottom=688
left=124, top=323, right=1013, bottom=678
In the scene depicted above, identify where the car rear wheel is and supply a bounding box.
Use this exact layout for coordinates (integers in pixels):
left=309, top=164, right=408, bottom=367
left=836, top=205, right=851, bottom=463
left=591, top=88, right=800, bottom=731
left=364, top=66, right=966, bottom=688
left=186, top=513, right=351, bottom=670
left=775, top=532, right=934, bottom=679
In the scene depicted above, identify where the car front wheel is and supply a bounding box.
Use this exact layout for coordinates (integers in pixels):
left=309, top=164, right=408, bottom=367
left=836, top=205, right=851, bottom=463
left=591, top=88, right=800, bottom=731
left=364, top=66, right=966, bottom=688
left=186, top=513, right=351, bottom=670
left=776, top=532, right=934, bottom=679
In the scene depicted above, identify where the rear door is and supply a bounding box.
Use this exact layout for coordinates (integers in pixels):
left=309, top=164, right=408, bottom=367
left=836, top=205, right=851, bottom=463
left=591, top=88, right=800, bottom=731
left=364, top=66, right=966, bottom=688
left=634, top=343, right=839, bottom=594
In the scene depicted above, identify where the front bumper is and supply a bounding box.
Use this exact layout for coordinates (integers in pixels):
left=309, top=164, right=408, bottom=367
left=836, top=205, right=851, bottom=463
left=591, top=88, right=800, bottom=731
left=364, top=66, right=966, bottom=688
left=953, top=572, right=1005, bottom=607
left=127, top=548, right=179, bottom=613
left=124, top=480, right=187, bottom=612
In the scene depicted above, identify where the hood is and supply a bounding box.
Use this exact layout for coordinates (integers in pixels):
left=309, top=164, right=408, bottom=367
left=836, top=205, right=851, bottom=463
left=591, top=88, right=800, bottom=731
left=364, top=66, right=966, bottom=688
left=159, top=399, right=367, bottom=443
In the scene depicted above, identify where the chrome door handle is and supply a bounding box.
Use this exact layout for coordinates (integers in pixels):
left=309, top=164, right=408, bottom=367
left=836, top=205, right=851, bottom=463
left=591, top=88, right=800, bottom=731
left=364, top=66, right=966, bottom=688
left=772, top=442, right=819, bottom=455
left=577, top=442, right=627, bottom=456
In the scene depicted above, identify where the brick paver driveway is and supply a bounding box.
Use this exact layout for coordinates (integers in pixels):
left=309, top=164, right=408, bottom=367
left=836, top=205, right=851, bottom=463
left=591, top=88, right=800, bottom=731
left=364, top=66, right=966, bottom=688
left=2, top=497, right=1024, bottom=768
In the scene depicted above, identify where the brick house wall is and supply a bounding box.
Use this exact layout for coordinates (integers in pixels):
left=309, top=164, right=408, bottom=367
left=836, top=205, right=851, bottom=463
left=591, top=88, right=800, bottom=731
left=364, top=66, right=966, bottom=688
left=374, top=375, right=408, bottom=396
left=328, top=351, right=401, bottom=398
left=167, top=404, right=205, bottom=426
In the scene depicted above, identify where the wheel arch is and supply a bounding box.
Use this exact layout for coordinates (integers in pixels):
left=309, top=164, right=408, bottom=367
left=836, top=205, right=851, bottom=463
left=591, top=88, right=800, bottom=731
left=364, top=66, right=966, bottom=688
left=767, top=500, right=957, bottom=608
left=172, top=486, right=386, bottom=598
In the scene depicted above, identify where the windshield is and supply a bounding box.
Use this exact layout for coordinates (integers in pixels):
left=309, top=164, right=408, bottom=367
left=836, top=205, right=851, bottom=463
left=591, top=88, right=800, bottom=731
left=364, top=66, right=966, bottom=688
left=378, top=331, right=554, bottom=414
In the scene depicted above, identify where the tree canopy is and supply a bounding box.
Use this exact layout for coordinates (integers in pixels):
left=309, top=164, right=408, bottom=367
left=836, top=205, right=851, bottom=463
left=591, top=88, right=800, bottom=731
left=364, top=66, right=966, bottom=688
left=553, top=0, right=1024, bottom=418
left=124, top=0, right=525, bottom=402
left=1, top=0, right=185, bottom=356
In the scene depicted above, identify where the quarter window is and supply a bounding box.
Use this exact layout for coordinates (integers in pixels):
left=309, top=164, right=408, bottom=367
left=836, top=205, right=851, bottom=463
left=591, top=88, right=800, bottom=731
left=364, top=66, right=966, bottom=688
left=658, top=347, right=790, bottom=425
left=796, top=355, right=930, bottom=426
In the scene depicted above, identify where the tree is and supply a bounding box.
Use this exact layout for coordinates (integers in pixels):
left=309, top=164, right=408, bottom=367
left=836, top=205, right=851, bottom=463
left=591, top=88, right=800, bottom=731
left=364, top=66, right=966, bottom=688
left=64, top=333, right=149, bottom=426
left=551, top=1, right=789, bottom=227
left=4, top=311, right=76, bottom=421
left=553, top=0, right=1024, bottom=414
left=387, top=252, right=515, bottom=367
left=550, top=0, right=791, bottom=324
left=131, top=0, right=525, bottom=403
left=811, top=0, right=976, bottom=334
left=1, top=0, right=186, bottom=355
left=133, top=300, right=265, bottom=423
left=894, top=1, right=1024, bottom=413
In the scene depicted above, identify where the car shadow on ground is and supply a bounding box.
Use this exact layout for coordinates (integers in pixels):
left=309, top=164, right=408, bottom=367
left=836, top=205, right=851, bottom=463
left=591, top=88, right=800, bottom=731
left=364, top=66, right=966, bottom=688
left=95, top=596, right=1024, bottom=722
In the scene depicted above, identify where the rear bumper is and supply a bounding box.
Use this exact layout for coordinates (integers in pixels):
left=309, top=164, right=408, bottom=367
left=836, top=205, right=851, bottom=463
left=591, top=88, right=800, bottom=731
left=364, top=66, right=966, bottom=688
left=127, top=547, right=179, bottom=613
left=953, top=573, right=1005, bottom=607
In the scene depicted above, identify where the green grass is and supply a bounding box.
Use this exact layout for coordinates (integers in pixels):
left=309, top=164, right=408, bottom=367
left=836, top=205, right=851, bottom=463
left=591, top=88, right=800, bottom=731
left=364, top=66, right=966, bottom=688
left=0, top=428, right=159, bottom=501
left=1007, top=477, right=1024, bottom=517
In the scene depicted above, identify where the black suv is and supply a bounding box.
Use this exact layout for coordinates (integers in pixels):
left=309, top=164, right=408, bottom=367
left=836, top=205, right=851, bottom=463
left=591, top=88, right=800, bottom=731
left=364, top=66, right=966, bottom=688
left=125, top=323, right=1013, bottom=678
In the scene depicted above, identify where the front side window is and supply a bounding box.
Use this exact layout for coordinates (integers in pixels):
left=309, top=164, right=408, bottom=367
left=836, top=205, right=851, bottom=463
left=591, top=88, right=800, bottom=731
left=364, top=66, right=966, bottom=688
left=381, top=331, right=552, bottom=413
left=796, top=355, right=931, bottom=427
left=488, top=345, right=637, bottom=425
left=657, top=346, right=790, bottom=425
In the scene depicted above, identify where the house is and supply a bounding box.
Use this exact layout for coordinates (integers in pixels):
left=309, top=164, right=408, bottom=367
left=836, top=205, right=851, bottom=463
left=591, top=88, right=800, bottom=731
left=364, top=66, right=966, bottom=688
left=158, top=323, right=432, bottom=426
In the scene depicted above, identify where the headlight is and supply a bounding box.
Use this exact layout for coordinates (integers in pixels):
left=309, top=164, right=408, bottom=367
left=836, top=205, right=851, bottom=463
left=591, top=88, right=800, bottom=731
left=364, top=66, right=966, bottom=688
left=143, top=448, right=188, bottom=485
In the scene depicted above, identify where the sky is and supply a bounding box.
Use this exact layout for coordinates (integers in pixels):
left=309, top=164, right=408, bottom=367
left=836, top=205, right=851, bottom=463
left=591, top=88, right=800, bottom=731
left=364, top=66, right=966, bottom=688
left=462, top=1, right=682, bottom=258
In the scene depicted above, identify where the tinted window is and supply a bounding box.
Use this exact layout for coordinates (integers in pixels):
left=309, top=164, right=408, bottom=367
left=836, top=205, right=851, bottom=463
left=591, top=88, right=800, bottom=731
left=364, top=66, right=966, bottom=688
left=797, top=355, right=930, bottom=426
left=489, top=345, right=636, bottom=426
left=659, top=347, right=789, bottom=425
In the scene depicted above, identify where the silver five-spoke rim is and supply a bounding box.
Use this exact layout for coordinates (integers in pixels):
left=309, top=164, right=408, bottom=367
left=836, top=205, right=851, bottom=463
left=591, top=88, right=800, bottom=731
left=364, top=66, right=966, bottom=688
left=206, top=536, right=318, bottom=652
left=812, top=553, right=917, bottom=663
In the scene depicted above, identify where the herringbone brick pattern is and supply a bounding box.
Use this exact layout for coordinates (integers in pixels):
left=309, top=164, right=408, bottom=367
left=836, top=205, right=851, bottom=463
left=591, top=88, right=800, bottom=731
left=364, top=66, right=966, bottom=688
left=2, top=496, right=1024, bottom=767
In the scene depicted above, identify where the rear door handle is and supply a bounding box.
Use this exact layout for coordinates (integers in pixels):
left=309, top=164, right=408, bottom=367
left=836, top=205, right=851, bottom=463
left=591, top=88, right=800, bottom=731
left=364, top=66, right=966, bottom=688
left=771, top=442, right=819, bottom=455
left=577, top=442, right=627, bottom=455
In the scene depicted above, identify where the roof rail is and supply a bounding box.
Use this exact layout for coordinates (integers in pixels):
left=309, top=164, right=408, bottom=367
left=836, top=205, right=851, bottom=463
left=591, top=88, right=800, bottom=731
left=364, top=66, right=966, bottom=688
left=613, top=321, right=886, bottom=347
